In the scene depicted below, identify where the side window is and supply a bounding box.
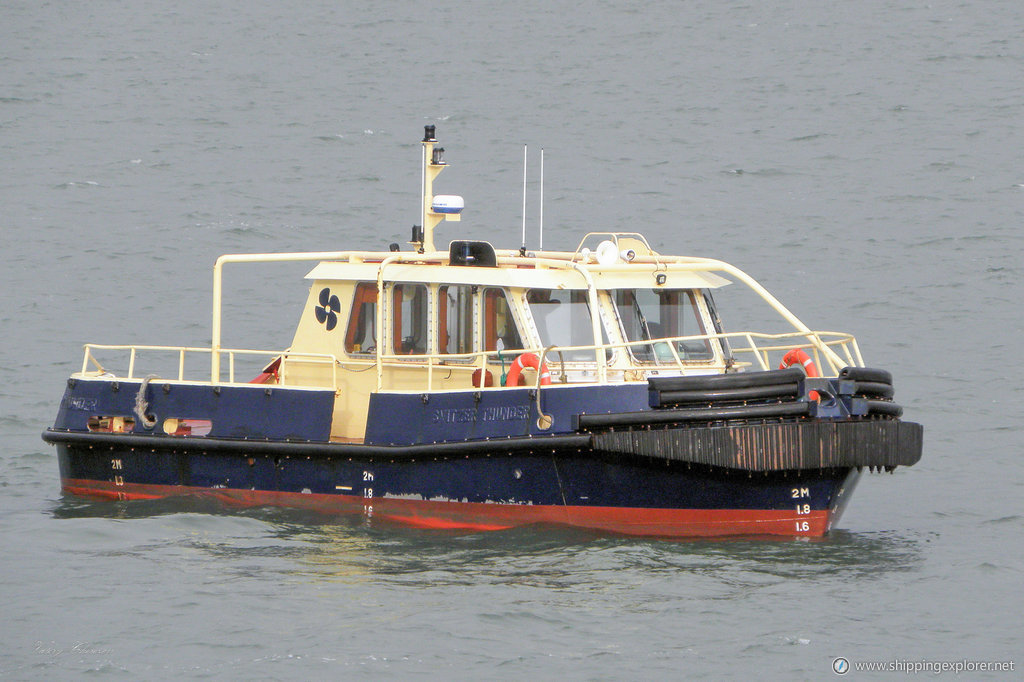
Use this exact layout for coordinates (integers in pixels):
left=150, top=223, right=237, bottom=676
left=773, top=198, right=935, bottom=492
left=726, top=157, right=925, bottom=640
left=483, top=288, right=524, bottom=353
left=393, top=283, right=429, bottom=354
left=439, top=285, right=474, bottom=355
left=344, top=282, right=378, bottom=354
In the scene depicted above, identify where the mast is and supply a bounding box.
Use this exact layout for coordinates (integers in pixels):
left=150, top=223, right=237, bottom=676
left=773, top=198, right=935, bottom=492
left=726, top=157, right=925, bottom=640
left=419, top=125, right=461, bottom=253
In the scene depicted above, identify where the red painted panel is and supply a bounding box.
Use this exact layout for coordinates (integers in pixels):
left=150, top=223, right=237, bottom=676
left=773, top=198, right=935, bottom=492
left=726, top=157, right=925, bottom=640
left=61, top=478, right=831, bottom=538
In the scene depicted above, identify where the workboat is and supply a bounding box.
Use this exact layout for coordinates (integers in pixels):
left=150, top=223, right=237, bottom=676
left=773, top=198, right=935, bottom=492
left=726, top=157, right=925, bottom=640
left=43, top=126, right=923, bottom=538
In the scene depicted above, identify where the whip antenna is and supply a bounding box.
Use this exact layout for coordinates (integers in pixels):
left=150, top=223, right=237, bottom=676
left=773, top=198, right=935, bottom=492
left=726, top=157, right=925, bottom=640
left=539, top=148, right=544, bottom=251
left=521, top=144, right=528, bottom=254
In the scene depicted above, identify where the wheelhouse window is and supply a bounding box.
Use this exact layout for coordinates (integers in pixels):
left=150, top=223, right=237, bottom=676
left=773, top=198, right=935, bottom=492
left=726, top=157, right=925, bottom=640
left=483, top=288, right=524, bottom=354
left=439, top=284, right=474, bottom=355
left=392, top=283, right=429, bottom=354
left=345, top=282, right=378, bottom=354
left=614, top=289, right=713, bottom=362
left=527, top=289, right=609, bottom=362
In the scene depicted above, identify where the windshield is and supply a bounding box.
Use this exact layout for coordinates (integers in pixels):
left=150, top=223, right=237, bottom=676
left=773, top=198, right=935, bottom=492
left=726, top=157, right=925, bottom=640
left=614, top=289, right=713, bottom=362
left=527, top=289, right=609, bottom=362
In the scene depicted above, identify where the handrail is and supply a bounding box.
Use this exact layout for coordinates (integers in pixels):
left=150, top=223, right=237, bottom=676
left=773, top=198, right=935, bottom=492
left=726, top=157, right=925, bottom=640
left=209, top=250, right=454, bottom=383
left=374, top=254, right=403, bottom=391
left=79, top=343, right=341, bottom=390
left=651, top=257, right=847, bottom=369
left=570, top=232, right=658, bottom=263
left=79, top=329, right=860, bottom=397
left=207, top=242, right=853, bottom=393
left=569, top=261, right=608, bottom=382
left=358, top=328, right=861, bottom=388
left=485, top=251, right=845, bottom=369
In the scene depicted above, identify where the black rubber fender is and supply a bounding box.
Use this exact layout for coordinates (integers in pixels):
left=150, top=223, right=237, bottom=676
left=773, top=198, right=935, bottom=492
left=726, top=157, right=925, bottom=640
left=849, top=381, right=895, bottom=399
left=648, top=367, right=806, bottom=393
left=578, top=401, right=812, bottom=429
left=651, top=382, right=801, bottom=407
left=839, top=367, right=893, bottom=385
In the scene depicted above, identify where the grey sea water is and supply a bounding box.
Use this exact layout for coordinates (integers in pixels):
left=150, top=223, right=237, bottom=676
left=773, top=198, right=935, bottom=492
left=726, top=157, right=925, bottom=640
left=2, top=1, right=1022, bottom=678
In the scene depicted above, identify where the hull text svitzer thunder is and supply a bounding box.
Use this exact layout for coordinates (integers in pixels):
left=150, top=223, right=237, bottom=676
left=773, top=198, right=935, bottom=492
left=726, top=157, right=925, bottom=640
left=43, top=127, right=922, bottom=537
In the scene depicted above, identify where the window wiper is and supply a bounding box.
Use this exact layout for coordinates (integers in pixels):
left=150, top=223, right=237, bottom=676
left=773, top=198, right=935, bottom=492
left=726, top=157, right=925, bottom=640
left=632, top=299, right=662, bottom=365
left=633, top=299, right=653, bottom=341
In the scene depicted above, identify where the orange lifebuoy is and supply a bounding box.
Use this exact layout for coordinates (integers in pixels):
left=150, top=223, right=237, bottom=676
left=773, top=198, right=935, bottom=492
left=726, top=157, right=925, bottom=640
left=504, top=352, right=552, bottom=387
left=779, top=348, right=820, bottom=377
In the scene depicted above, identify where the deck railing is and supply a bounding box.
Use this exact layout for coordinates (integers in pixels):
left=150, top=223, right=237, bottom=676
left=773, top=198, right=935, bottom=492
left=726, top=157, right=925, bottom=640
left=77, top=328, right=861, bottom=394
left=78, top=344, right=340, bottom=390
left=366, top=328, right=862, bottom=391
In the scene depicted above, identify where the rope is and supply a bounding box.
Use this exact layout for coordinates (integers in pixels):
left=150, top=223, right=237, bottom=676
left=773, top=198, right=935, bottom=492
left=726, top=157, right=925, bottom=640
left=134, top=374, right=160, bottom=429
left=535, top=345, right=557, bottom=430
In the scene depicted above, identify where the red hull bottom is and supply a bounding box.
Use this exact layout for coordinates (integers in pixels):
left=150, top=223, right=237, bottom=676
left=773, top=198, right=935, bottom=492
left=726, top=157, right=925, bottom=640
left=62, top=479, right=833, bottom=538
